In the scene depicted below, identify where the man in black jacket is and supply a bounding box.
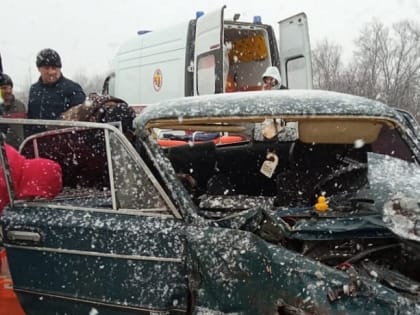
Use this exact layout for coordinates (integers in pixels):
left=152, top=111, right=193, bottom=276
left=27, top=48, right=86, bottom=123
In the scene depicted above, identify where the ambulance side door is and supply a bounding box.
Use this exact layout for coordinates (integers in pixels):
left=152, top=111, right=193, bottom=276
left=278, top=12, right=313, bottom=89
left=194, top=6, right=225, bottom=95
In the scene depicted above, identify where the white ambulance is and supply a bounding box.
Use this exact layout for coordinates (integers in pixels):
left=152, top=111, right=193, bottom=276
left=104, top=6, right=312, bottom=106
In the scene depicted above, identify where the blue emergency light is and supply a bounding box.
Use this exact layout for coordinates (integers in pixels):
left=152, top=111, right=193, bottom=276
left=196, top=11, right=204, bottom=19
left=137, top=30, right=151, bottom=35
left=253, top=16, right=262, bottom=24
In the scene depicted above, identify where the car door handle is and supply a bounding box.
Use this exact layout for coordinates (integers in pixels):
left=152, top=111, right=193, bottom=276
left=7, top=231, right=42, bottom=243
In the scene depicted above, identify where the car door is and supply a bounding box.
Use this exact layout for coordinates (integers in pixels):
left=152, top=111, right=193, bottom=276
left=0, top=121, right=189, bottom=315
left=194, top=5, right=225, bottom=95
left=278, top=12, right=313, bottom=89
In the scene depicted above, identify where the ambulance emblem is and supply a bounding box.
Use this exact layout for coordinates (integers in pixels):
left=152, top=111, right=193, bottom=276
left=153, top=69, right=163, bottom=91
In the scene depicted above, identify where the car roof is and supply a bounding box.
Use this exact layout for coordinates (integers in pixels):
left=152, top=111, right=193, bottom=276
left=134, top=90, right=402, bottom=130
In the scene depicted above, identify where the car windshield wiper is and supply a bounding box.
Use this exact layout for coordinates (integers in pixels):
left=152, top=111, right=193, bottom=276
left=328, top=194, right=377, bottom=214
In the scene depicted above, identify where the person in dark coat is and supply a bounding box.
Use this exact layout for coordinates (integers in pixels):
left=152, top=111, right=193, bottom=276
left=27, top=48, right=86, bottom=134
left=0, top=74, right=27, bottom=148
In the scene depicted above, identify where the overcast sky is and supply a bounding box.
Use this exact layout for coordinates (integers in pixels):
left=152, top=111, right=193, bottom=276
left=2, top=0, right=420, bottom=92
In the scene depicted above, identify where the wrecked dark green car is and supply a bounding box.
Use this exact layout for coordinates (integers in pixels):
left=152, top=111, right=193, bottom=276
left=1, top=90, right=420, bottom=314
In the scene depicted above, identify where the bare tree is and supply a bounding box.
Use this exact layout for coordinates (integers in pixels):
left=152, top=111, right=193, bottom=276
left=72, top=72, right=106, bottom=95
left=312, top=39, right=343, bottom=90
left=312, top=19, right=420, bottom=120
left=351, top=19, right=420, bottom=118
left=385, top=21, right=420, bottom=115
left=350, top=20, right=386, bottom=100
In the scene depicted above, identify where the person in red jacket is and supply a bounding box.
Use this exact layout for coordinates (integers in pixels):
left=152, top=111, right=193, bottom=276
left=0, top=144, right=62, bottom=214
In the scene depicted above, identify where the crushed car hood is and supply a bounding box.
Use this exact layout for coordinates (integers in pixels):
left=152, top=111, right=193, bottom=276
left=185, top=153, right=420, bottom=314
